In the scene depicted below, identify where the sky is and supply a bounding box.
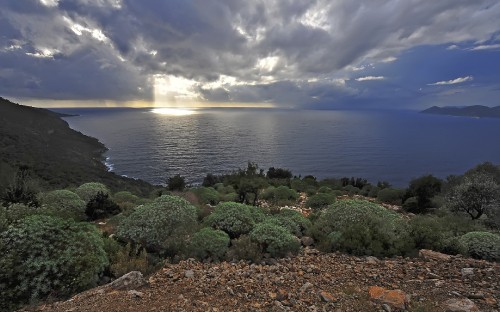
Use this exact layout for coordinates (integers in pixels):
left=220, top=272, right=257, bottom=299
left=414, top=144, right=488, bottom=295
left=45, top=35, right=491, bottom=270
left=1, top=0, right=500, bottom=109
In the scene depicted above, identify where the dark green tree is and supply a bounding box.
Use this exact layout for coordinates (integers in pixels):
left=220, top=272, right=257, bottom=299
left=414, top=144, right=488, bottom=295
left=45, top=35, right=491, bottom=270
left=403, top=175, right=442, bottom=213
left=167, top=174, right=186, bottom=191
left=2, top=165, right=39, bottom=207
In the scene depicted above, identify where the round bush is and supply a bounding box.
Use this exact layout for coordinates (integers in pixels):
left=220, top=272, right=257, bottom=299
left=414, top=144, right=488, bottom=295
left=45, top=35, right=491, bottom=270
left=112, top=191, right=141, bottom=204
left=266, top=209, right=311, bottom=237
left=188, top=228, right=230, bottom=261
left=193, top=187, right=220, bottom=205
left=250, top=221, right=300, bottom=258
left=75, top=182, right=110, bottom=203
left=226, top=235, right=263, bottom=262
left=117, top=195, right=198, bottom=255
left=0, top=215, right=108, bottom=310
left=311, top=199, right=412, bottom=257
left=204, top=202, right=266, bottom=238
left=305, top=193, right=336, bottom=210
left=377, top=188, right=405, bottom=205
left=459, top=231, right=500, bottom=261
left=39, top=189, right=86, bottom=221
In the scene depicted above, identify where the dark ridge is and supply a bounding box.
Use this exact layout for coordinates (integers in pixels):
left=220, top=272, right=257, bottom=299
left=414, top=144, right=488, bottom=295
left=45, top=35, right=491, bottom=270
left=421, top=105, right=500, bottom=118
left=0, top=97, right=156, bottom=196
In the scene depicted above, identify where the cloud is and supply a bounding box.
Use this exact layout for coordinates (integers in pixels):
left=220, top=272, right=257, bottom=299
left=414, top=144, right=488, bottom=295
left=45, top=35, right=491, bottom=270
left=0, top=0, right=500, bottom=107
left=470, top=44, right=500, bottom=51
left=428, top=76, right=474, bottom=86
left=355, top=76, right=385, bottom=82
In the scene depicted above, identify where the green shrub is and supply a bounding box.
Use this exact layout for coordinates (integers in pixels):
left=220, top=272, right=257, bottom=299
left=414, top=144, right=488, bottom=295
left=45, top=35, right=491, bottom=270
left=408, top=215, right=466, bottom=253
left=403, top=196, right=418, bottom=211
left=112, top=191, right=141, bottom=204
left=305, top=193, right=335, bottom=210
left=117, top=195, right=198, bottom=255
left=377, top=188, right=405, bottom=205
left=459, top=231, right=500, bottom=261
left=192, top=187, right=220, bottom=205
left=250, top=221, right=300, bottom=258
left=342, top=185, right=360, bottom=196
left=188, top=228, right=230, bottom=261
left=318, top=186, right=333, bottom=193
left=311, top=200, right=412, bottom=257
left=226, top=235, right=263, bottom=262
left=39, top=189, right=86, bottom=221
left=104, top=239, right=151, bottom=278
left=266, top=209, right=311, bottom=237
left=204, top=202, right=266, bottom=238
left=222, top=192, right=239, bottom=202
left=368, top=186, right=380, bottom=198
left=0, top=203, right=38, bottom=225
left=0, top=215, right=108, bottom=310
left=261, top=186, right=298, bottom=205
left=75, top=182, right=110, bottom=203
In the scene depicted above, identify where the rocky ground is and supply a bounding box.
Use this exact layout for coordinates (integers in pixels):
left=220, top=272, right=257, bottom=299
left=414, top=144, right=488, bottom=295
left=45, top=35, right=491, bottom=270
left=29, top=248, right=498, bottom=312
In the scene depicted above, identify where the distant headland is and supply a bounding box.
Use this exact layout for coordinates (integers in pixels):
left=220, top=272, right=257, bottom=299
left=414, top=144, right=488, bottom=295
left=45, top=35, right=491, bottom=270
left=421, top=105, right=500, bottom=118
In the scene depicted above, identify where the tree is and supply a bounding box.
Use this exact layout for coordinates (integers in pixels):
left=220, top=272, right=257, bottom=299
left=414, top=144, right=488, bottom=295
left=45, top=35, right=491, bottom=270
left=167, top=174, right=186, bottom=191
left=266, top=167, right=293, bottom=180
left=446, top=173, right=500, bottom=220
left=403, top=175, right=442, bottom=213
left=85, top=191, right=121, bottom=220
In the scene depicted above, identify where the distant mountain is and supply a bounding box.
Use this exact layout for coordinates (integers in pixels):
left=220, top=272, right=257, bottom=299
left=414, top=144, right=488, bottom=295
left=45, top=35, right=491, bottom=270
left=0, top=97, right=155, bottom=195
left=421, top=105, right=500, bottom=118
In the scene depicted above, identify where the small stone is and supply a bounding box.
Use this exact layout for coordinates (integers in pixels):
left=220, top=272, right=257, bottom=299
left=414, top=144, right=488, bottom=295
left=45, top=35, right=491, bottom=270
left=184, top=270, right=195, bottom=278
left=319, top=291, right=336, bottom=302
left=382, top=303, right=392, bottom=312
left=128, top=290, right=143, bottom=298
left=419, top=249, right=451, bottom=261
left=427, top=272, right=441, bottom=279
left=301, top=236, right=314, bottom=246
left=466, top=293, right=485, bottom=300
left=461, top=268, right=474, bottom=278
left=300, top=282, right=314, bottom=293
left=108, top=271, right=147, bottom=290
left=443, top=298, right=478, bottom=312
left=368, top=286, right=408, bottom=310
left=366, top=256, right=379, bottom=265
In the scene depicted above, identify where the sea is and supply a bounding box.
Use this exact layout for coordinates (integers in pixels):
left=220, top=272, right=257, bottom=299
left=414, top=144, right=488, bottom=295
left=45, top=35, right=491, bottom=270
left=51, top=107, right=500, bottom=187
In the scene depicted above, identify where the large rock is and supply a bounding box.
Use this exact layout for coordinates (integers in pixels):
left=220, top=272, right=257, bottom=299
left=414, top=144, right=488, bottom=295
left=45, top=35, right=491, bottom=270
left=107, top=271, right=147, bottom=290
left=419, top=249, right=451, bottom=261
left=368, top=286, right=409, bottom=310
left=300, top=236, right=314, bottom=247
left=443, top=298, right=479, bottom=312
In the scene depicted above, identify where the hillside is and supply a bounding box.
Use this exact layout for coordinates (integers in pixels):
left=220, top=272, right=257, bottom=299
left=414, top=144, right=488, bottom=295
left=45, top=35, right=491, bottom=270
left=421, top=105, right=500, bottom=118
left=0, top=97, right=155, bottom=195
left=34, top=249, right=499, bottom=312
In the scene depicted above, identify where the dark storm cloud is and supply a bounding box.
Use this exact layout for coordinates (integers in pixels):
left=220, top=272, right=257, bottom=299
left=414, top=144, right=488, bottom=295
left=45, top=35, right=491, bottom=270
left=0, top=0, right=500, bottom=107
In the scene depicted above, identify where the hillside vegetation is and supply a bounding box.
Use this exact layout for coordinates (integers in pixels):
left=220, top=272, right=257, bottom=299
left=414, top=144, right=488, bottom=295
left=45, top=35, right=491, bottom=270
left=0, top=97, right=155, bottom=195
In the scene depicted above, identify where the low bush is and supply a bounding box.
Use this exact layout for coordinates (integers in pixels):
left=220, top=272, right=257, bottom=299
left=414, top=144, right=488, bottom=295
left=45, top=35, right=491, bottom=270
left=192, top=187, right=220, bottom=205
left=266, top=209, right=311, bottom=237
left=85, top=192, right=121, bottom=220
left=250, top=221, right=300, bottom=258
left=112, top=191, right=142, bottom=205
left=305, top=193, right=335, bottom=210
left=459, top=231, right=500, bottom=261
left=103, top=239, right=151, bottom=278
left=311, top=200, right=413, bottom=257
left=204, top=202, right=266, bottom=238
left=377, top=188, right=405, bottom=205
left=188, top=228, right=230, bottom=261
left=342, top=185, right=360, bottom=196
left=117, top=195, right=198, bottom=255
left=261, top=186, right=298, bottom=205
left=75, top=182, right=110, bottom=203
left=39, top=190, right=86, bottom=221
left=226, top=235, right=263, bottom=262
left=0, top=215, right=108, bottom=311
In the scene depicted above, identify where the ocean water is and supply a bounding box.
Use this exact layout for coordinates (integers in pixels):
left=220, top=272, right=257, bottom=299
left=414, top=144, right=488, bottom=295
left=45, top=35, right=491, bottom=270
left=53, top=108, right=500, bottom=187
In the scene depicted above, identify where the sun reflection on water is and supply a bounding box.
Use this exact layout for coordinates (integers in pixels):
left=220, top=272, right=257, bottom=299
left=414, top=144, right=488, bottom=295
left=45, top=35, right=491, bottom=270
left=151, top=108, right=196, bottom=116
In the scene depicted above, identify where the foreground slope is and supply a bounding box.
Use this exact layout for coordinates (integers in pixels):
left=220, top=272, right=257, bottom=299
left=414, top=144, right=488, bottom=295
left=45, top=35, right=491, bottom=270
left=0, top=97, right=154, bottom=195
left=35, top=249, right=499, bottom=312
